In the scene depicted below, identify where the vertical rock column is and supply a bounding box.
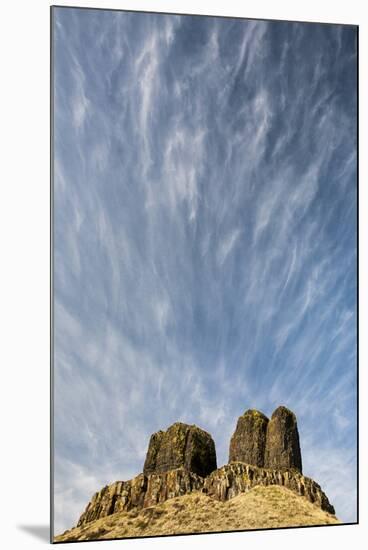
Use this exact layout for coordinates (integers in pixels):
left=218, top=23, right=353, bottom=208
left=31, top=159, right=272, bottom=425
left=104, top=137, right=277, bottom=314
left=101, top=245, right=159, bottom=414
left=264, top=406, right=302, bottom=472
left=228, top=409, right=269, bottom=467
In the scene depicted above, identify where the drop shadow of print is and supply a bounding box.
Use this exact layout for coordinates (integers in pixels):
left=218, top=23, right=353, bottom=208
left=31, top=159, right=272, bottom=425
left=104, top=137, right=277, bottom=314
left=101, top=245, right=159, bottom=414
left=17, top=524, right=50, bottom=543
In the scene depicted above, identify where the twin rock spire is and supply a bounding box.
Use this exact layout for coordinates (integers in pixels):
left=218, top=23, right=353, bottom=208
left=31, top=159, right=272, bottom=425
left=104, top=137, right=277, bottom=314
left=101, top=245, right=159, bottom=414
left=144, top=405, right=302, bottom=477
left=229, top=406, right=302, bottom=472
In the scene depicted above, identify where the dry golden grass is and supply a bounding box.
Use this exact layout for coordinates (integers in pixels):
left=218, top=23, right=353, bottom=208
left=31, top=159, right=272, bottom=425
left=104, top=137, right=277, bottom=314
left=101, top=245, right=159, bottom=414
left=54, top=485, right=339, bottom=542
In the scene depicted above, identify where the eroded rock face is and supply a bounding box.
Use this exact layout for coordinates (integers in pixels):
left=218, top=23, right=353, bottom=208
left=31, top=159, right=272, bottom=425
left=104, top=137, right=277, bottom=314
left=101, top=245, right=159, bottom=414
left=264, top=406, right=302, bottom=472
left=229, top=409, right=269, bottom=467
left=203, top=462, right=334, bottom=515
left=76, top=462, right=334, bottom=528
left=77, top=468, right=204, bottom=527
left=143, top=422, right=217, bottom=478
left=143, top=468, right=204, bottom=508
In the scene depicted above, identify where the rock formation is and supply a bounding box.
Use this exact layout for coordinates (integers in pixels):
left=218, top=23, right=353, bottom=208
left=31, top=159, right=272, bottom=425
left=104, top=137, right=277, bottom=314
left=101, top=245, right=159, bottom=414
left=143, top=422, right=217, bottom=478
left=264, top=406, right=302, bottom=472
left=229, top=409, right=269, bottom=466
left=72, top=407, right=334, bottom=534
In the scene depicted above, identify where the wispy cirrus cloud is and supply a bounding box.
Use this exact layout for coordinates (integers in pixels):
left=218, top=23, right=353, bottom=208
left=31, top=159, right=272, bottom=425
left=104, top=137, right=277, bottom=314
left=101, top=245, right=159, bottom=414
left=53, top=8, right=357, bottom=533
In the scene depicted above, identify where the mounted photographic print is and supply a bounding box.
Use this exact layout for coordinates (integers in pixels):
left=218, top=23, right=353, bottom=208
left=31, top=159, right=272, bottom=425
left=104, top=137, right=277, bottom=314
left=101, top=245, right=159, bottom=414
left=51, top=5, right=358, bottom=543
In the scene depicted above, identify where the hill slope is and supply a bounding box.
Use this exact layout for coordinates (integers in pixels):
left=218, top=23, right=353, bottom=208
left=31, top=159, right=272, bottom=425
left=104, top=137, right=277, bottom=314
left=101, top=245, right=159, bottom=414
left=55, top=485, right=339, bottom=542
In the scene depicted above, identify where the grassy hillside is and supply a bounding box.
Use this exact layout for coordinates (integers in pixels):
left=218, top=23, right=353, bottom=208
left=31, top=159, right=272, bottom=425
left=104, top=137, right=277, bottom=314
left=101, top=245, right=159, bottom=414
left=55, top=485, right=339, bottom=542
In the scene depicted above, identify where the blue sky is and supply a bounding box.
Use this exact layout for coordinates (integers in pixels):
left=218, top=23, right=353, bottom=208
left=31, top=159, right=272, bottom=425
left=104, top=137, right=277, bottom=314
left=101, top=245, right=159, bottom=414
left=53, top=8, right=357, bottom=534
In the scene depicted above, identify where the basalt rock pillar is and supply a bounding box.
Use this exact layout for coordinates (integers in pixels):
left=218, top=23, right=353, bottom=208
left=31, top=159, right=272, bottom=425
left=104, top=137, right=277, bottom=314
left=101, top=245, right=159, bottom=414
left=264, top=406, right=302, bottom=472
left=228, top=409, right=269, bottom=467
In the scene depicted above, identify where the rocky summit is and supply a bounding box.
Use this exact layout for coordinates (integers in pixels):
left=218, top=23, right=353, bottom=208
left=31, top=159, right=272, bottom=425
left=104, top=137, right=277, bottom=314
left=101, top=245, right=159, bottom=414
left=143, top=422, right=217, bottom=478
left=57, top=406, right=337, bottom=541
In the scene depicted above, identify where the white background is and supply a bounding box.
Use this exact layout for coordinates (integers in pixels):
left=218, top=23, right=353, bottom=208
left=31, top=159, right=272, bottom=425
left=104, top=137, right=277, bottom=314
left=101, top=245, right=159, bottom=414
left=0, top=0, right=366, bottom=548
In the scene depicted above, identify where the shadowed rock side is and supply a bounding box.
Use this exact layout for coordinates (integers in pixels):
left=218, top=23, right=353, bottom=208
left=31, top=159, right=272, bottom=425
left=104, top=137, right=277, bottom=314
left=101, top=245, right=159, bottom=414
left=229, top=409, right=269, bottom=466
left=143, top=422, right=217, bottom=478
left=264, top=406, right=302, bottom=472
